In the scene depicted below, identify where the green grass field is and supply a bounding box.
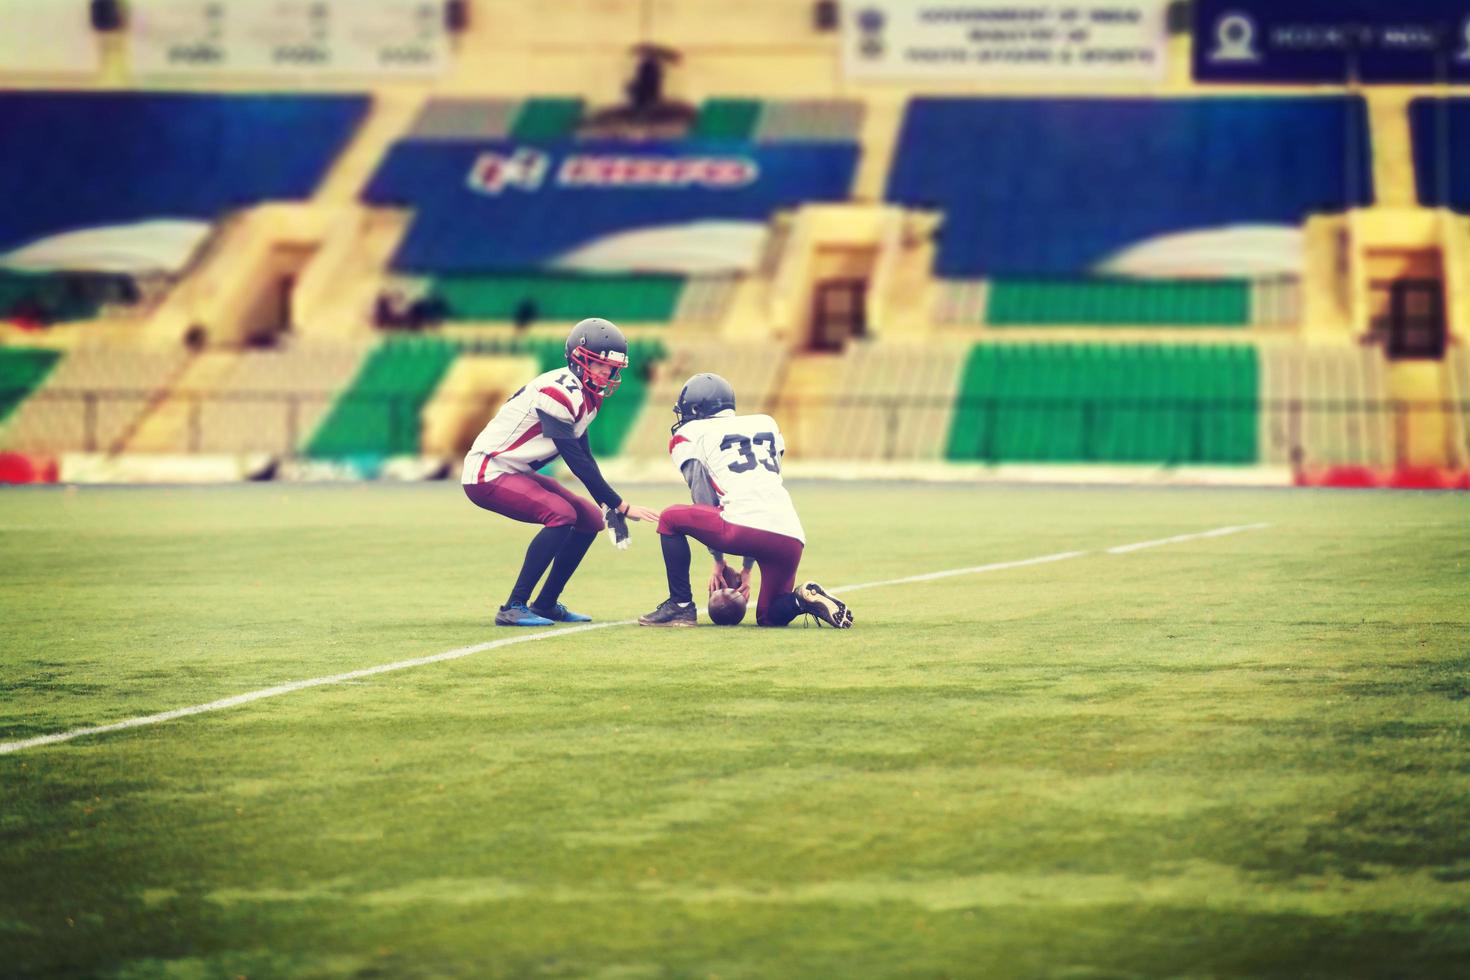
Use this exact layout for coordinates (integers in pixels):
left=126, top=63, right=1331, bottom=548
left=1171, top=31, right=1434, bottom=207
left=2, top=482, right=1468, bottom=978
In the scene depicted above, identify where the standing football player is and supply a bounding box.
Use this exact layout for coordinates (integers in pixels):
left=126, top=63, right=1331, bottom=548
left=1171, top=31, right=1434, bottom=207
left=464, top=318, right=659, bottom=626
left=639, top=373, right=854, bottom=629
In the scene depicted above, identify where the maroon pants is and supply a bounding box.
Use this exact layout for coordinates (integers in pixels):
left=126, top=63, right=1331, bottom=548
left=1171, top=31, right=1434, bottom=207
left=463, top=473, right=604, bottom=534
left=657, top=504, right=804, bottom=626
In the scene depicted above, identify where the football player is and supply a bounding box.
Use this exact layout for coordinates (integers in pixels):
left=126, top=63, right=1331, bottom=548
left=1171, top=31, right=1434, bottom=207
left=639, top=373, right=854, bottom=629
left=463, top=318, right=660, bottom=626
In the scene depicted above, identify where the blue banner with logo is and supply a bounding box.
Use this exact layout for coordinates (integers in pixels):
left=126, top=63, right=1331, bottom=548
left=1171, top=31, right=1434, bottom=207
left=1194, top=0, right=1470, bottom=83
left=366, top=140, right=859, bottom=274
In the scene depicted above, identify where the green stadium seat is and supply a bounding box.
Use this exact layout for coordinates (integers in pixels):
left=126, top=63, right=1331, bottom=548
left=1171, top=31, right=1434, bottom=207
left=453, top=337, right=665, bottom=457
left=433, top=274, right=684, bottom=323
left=0, top=348, right=62, bottom=424
left=985, top=279, right=1252, bottom=327
left=307, top=339, right=458, bottom=458
left=690, top=99, right=763, bottom=140
left=508, top=98, right=585, bottom=141
left=308, top=338, right=665, bottom=459
left=946, top=343, right=1259, bottom=464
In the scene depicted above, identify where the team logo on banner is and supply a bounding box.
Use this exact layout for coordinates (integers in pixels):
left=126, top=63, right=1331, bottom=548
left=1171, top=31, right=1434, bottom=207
left=466, top=149, right=550, bottom=194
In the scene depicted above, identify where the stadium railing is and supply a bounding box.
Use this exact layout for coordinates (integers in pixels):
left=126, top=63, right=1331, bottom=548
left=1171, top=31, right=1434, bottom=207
left=5, top=390, right=1467, bottom=471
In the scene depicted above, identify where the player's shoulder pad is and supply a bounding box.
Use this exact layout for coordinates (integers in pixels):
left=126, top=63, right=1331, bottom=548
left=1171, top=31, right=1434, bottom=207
left=537, top=377, right=586, bottom=421
left=669, top=416, right=712, bottom=453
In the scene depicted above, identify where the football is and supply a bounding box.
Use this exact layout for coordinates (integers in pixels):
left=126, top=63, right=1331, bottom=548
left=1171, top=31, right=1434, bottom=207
left=707, top=588, right=747, bottom=626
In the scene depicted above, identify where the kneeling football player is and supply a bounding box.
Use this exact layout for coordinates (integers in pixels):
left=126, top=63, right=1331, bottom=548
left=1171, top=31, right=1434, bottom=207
left=463, top=318, right=660, bottom=626
left=639, top=373, right=853, bottom=629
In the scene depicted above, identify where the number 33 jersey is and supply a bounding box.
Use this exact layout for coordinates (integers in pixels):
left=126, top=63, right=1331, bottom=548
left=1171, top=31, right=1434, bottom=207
left=669, top=413, right=805, bottom=544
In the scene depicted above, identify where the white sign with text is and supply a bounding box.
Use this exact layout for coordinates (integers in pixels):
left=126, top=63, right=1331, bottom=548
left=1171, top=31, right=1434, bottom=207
left=128, top=0, right=448, bottom=79
left=844, top=1, right=1168, bottom=81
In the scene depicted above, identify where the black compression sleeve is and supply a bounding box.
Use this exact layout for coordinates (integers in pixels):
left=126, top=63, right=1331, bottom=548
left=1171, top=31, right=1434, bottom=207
left=550, top=429, right=622, bottom=511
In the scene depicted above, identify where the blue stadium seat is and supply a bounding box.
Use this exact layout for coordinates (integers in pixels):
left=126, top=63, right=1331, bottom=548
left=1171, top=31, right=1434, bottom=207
left=1410, top=97, right=1470, bottom=209
left=886, top=97, right=1373, bottom=278
left=0, top=93, right=370, bottom=257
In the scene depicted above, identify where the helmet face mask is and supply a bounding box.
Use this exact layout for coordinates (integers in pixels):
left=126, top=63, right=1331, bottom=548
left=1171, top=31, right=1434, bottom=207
left=672, top=373, right=737, bottom=433
left=570, top=345, right=626, bottom=395
left=565, top=318, right=629, bottom=396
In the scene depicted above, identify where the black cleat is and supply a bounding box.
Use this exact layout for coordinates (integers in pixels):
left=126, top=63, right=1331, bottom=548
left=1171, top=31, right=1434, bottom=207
left=797, top=582, right=853, bottom=629
left=638, top=597, right=697, bottom=627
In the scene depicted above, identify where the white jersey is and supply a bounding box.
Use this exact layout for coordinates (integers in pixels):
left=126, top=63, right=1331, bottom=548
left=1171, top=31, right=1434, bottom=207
left=669, top=412, right=805, bottom=543
left=462, top=368, right=599, bottom=484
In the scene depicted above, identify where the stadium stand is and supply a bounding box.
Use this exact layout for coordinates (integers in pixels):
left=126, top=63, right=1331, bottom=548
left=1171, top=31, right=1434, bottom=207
left=945, top=343, right=1259, bottom=464
left=0, top=272, right=139, bottom=327
left=406, top=98, right=520, bottom=141
left=308, top=337, right=664, bottom=459
left=307, top=339, right=460, bottom=458
left=985, top=280, right=1252, bottom=328
left=1, top=347, right=187, bottom=454
left=1410, top=98, right=1470, bottom=209
left=1441, top=346, right=1470, bottom=469
left=691, top=99, right=764, bottom=140
left=877, top=97, right=1369, bottom=334
left=433, top=274, right=685, bottom=323
left=1258, top=343, right=1393, bottom=469
left=356, top=116, right=861, bottom=343
left=508, top=98, right=585, bottom=140
left=886, top=97, right=1373, bottom=278
left=1, top=13, right=1460, bottom=482
left=186, top=346, right=369, bottom=455
left=0, top=93, right=370, bottom=257
left=936, top=278, right=1304, bottom=328
left=754, top=100, right=866, bottom=143
left=0, top=92, right=370, bottom=331
left=0, top=348, right=61, bottom=423
left=624, top=342, right=788, bottom=460
left=779, top=341, right=970, bottom=461
left=670, top=276, right=740, bottom=325
left=364, top=139, right=859, bottom=273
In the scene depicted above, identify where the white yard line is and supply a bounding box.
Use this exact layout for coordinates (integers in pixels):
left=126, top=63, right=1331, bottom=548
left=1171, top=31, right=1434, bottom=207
left=0, top=523, right=1271, bottom=756
left=0, top=622, right=630, bottom=756
left=833, top=551, right=1087, bottom=594
left=1105, top=522, right=1272, bottom=555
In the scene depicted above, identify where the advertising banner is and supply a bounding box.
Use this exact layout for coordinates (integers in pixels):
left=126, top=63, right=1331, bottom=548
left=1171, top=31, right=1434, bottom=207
left=0, top=0, right=100, bottom=74
left=843, top=0, right=1169, bottom=82
left=128, top=0, right=448, bottom=79
left=364, top=140, right=860, bottom=274
left=1194, top=0, right=1470, bottom=83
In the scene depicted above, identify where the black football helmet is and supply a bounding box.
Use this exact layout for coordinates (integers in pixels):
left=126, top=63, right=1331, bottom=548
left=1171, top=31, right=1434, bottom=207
left=565, top=318, right=629, bottom=396
left=672, top=373, right=737, bottom=433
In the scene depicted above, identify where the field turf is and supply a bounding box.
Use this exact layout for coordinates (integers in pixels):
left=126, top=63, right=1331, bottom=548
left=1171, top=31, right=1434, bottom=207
left=1, top=482, right=1468, bottom=978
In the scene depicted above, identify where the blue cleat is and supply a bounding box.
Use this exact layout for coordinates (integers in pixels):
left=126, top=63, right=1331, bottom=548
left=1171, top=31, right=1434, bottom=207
left=495, top=602, right=555, bottom=627
left=530, top=602, right=592, bottom=623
